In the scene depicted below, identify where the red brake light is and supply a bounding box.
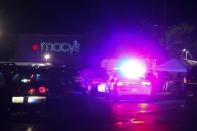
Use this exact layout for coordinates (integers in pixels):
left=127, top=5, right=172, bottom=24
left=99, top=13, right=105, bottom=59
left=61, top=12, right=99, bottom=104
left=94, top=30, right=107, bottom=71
left=28, top=88, right=36, bottom=95
left=38, top=86, right=47, bottom=94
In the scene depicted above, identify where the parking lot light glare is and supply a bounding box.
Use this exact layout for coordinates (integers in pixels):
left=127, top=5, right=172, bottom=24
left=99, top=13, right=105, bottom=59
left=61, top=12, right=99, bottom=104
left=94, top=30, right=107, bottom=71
left=44, top=54, right=51, bottom=62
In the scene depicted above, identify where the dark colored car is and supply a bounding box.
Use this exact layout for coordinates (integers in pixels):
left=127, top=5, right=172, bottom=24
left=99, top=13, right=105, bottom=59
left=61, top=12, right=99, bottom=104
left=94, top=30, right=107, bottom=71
left=3, top=65, right=87, bottom=118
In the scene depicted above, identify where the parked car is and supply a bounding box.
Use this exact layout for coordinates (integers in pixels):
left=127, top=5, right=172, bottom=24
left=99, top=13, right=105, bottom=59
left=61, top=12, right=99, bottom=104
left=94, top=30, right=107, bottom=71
left=2, top=65, right=87, bottom=118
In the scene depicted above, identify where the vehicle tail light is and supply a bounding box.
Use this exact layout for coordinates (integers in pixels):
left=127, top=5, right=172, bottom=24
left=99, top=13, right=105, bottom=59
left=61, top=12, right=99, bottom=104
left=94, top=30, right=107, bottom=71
left=27, top=88, right=36, bottom=95
left=38, top=86, right=47, bottom=94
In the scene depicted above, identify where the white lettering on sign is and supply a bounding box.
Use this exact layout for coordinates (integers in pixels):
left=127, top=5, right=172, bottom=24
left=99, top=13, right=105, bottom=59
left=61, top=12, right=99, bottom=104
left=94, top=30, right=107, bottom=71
left=40, top=40, right=80, bottom=54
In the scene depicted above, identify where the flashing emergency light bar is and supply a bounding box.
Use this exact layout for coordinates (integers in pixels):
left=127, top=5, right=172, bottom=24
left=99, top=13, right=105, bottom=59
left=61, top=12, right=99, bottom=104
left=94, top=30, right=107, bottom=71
left=119, top=59, right=147, bottom=79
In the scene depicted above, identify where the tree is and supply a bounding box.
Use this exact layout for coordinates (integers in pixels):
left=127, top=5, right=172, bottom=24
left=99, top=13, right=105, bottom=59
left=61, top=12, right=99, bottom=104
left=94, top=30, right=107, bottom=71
left=159, top=23, right=197, bottom=58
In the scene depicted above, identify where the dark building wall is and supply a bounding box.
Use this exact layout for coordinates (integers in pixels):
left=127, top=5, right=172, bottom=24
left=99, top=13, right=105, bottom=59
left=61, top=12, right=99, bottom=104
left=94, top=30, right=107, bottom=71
left=15, top=34, right=84, bottom=65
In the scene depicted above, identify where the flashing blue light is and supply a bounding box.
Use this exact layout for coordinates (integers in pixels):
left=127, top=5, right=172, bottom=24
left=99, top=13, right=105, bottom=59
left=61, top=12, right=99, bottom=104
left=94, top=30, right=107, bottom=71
left=119, top=59, right=147, bottom=79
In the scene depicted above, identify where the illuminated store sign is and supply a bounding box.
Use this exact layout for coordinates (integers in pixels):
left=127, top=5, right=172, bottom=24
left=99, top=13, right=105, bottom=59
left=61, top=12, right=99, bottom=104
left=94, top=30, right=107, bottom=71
left=32, top=40, right=80, bottom=54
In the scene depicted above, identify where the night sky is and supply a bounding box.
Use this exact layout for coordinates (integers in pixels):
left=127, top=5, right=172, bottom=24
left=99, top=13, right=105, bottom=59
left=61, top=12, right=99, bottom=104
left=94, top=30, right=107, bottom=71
left=0, top=0, right=197, bottom=34
left=0, top=0, right=197, bottom=61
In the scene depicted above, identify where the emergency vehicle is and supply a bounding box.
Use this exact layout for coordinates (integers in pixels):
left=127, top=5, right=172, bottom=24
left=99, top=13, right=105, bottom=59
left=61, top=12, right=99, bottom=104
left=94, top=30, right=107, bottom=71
left=100, top=56, right=157, bottom=100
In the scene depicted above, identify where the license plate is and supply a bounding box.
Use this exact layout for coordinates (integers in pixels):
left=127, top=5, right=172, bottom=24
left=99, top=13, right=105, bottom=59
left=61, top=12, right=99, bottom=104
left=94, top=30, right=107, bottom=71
left=12, top=97, right=24, bottom=103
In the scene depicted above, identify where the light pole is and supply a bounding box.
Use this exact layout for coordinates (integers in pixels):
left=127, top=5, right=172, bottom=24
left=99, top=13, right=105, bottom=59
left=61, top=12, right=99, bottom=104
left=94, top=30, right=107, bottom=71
left=43, top=53, right=51, bottom=63
left=182, top=49, right=190, bottom=60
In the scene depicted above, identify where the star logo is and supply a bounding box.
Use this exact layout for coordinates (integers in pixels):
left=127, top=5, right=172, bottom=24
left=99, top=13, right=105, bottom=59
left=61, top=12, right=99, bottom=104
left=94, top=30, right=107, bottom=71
left=32, top=43, right=40, bottom=51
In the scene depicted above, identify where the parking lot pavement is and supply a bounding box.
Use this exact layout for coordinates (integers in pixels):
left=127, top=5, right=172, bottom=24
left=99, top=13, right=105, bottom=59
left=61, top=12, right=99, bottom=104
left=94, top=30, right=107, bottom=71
left=3, top=95, right=194, bottom=131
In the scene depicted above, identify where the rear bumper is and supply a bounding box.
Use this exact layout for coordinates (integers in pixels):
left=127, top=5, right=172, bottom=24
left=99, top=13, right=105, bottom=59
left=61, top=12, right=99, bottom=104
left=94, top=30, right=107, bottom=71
left=11, top=96, right=47, bottom=104
left=116, top=85, right=152, bottom=96
left=10, top=103, right=46, bottom=111
left=10, top=95, right=88, bottom=112
left=9, top=95, right=88, bottom=120
left=10, top=96, right=47, bottom=112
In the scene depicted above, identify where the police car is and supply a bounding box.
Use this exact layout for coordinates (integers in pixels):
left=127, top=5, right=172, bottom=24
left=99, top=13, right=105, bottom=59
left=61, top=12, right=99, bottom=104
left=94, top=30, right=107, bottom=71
left=104, top=58, right=156, bottom=100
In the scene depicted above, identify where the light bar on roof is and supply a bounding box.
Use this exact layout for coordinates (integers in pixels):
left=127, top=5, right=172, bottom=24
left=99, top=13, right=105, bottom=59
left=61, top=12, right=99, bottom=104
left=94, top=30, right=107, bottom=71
left=119, top=59, right=147, bottom=79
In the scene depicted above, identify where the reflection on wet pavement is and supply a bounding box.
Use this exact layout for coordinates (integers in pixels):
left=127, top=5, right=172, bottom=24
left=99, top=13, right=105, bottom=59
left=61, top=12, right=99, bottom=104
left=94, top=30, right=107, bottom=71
left=6, top=98, right=190, bottom=131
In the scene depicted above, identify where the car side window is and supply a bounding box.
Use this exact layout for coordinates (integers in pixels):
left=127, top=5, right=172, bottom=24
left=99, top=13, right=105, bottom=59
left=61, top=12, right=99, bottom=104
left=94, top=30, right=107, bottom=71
left=0, top=72, right=6, bottom=87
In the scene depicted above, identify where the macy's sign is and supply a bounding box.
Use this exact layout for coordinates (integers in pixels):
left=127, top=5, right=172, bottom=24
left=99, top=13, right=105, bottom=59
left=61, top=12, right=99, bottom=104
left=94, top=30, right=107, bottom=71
left=32, top=40, right=80, bottom=54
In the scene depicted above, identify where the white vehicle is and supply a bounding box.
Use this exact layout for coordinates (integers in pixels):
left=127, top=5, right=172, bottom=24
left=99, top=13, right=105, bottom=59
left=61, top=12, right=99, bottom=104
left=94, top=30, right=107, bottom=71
left=102, top=57, right=157, bottom=100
